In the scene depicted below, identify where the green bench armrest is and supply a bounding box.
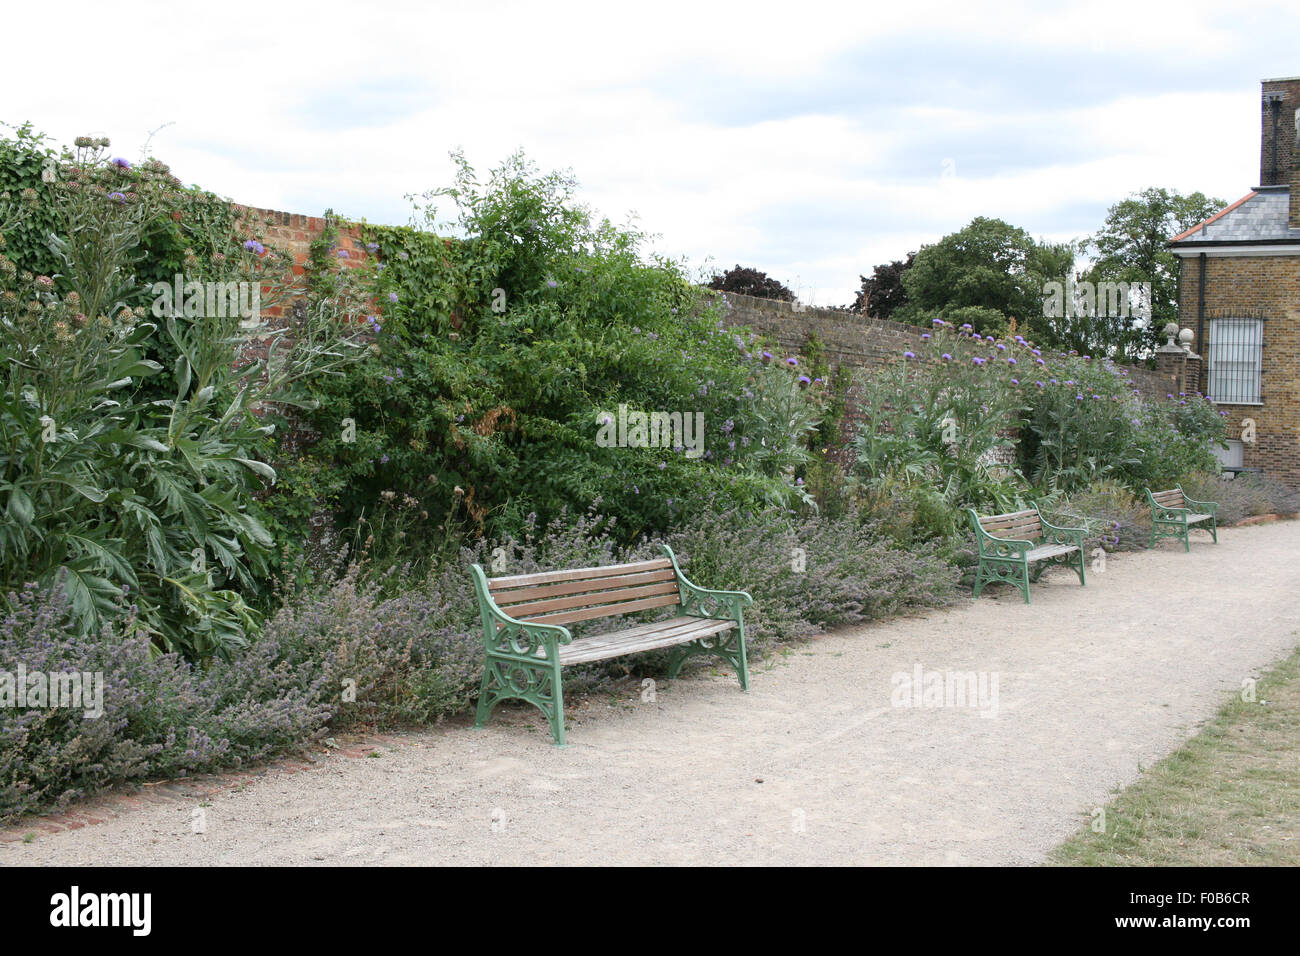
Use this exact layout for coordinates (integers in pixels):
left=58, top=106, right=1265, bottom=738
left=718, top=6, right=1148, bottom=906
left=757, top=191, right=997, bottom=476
left=661, top=544, right=753, bottom=620
left=470, top=564, right=574, bottom=658
left=1035, top=507, right=1086, bottom=548
left=1179, top=493, right=1218, bottom=514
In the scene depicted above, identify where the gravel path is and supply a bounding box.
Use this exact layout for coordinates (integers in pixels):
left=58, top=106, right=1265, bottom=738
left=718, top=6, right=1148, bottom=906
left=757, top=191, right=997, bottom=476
left=4, top=521, right=1298, bottom=866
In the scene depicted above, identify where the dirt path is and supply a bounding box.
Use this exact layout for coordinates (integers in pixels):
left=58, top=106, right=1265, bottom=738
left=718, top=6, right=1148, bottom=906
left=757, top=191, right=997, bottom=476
left=4, top=522, right=1298, bottom=866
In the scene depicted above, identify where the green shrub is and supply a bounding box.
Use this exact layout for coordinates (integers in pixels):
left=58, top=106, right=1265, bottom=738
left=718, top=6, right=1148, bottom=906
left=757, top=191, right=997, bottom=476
left=0, top=136, right=366, bottom=660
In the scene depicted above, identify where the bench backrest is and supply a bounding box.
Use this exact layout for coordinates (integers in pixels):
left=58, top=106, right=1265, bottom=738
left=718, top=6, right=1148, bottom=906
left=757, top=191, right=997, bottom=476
left=1150, top=488, right=1186, bottom=510
left=976, top=508, right=1043, bottom=541
left=484, top=557, right=682, bottom=627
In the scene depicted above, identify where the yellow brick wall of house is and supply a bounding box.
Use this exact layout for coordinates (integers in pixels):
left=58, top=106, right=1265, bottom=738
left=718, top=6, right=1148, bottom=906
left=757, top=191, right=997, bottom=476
left=1178, top=253, right=1300, bottom=486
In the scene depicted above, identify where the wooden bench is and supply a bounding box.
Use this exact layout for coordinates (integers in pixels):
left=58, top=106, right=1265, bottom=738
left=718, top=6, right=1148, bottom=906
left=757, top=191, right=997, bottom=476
left=1145, top=486, right=1218, bottom=551
left=470, top=544, right=753, bottom=745
left=968, top=505, right=1086, bottom=604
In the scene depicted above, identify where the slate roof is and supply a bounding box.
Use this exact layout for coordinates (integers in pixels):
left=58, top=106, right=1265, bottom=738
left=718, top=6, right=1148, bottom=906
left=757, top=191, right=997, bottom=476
left=1169, top=185, right=1300, bottom=245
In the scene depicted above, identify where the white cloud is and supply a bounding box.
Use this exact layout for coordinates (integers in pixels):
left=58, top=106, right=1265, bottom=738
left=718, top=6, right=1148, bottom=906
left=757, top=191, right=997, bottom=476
left=3, top=0, right=1296, bottom=305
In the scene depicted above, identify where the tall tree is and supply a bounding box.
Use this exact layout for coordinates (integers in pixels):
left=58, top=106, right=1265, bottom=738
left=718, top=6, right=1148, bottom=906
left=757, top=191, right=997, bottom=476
left=896, top=217, right=1066, bottom=342
left=1085, top=187, right=1225, bottom=357
left=852, top=252, right=914, bottom=318
left=707, top=264, right=795, bottom=302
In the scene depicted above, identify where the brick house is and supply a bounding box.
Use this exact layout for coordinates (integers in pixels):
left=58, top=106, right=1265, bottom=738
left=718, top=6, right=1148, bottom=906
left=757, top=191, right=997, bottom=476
left=1169, top=76, right=1300, bottom=487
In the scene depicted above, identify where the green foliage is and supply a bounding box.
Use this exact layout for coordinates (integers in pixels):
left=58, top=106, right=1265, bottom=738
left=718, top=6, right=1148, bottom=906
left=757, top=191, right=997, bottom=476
left=852, top=322, right=1024, bottom=518
left=851, top=321, right=1230, bottom=535
left=293, top=152, right=824, bottom=556
left=896, top=217, right=1070, bottom=345
left=0, top=133, right=366, bottom=660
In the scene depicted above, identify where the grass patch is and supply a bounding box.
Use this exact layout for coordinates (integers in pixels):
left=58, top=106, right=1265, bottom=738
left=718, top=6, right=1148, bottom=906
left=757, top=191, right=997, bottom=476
left=1050, top=644, right=1300, bottom=866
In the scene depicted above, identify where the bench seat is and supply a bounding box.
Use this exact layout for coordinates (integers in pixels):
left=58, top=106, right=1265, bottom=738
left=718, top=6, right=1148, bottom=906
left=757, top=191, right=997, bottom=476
left=1024, top=542, right=1079, bottom=562
left=557, top=615, right=737, bottom=665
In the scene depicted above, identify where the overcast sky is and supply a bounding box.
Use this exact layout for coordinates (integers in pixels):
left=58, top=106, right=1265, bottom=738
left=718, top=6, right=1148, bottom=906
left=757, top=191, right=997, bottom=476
left=4, top=0, right=1297, bottom=306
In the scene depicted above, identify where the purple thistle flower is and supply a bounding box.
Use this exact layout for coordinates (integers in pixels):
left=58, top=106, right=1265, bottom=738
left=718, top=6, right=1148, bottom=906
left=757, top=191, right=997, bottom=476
left=388, top=292, right=399, bottom=303
left=941, top=353, right=953, bottom=361
left=903, top=351, right=915, bottom=359
left=111, top=157, right=132, bottom=169
left=243, top=239, right=265, bottom=255
left=786, top=357, right=798, bottom=366
left=107, top=191, right=126, bottom=203
left=1007, top=357, right=1017, bottom=365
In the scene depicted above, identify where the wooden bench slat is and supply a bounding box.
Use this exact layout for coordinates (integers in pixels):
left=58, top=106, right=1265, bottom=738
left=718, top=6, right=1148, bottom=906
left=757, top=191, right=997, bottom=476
left=487, top=557, right=672, bottom=591
left=493, top=567, right=676, bottom=605
left=524, top=593, right=683, bottom=627
left=504, top=579, right=681, bottom=619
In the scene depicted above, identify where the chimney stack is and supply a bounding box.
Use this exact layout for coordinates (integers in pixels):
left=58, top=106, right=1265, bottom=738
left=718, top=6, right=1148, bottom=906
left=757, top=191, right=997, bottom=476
left=1260, top=77, right=1300, bottom=187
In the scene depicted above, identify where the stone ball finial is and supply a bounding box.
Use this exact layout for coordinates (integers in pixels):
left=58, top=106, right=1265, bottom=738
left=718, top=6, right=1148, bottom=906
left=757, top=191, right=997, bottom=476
left=1164, top=321, right=1179, bottom=347
left=1179, top=328, right=1194, bottom=350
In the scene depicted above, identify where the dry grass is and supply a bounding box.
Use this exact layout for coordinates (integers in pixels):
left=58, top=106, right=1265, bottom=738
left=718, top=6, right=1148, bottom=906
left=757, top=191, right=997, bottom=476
left=1050, top=646, right=1300, bottom=866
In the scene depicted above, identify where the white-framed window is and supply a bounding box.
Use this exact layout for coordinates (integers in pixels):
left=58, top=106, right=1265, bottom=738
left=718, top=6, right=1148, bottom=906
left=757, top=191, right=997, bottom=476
left=1207, top=318, right=1264, bottom=404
